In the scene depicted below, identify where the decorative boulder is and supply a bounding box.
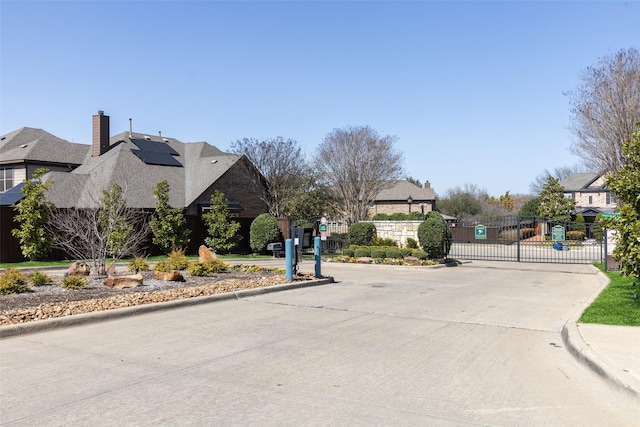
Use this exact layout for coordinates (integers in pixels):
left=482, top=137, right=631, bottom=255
left=198, top=245, right=217, bottom=262
left=356, top=257, right=373, bottom=264
left=103, top=274, right=144, bottom=289
left=67, top=261, right=90, bottom=276
left=403, top=256, right=422, bottom=266
left=153, top=270, right=184, bottom=281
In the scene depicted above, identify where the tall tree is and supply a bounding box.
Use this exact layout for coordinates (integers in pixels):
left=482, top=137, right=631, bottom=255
left=47, top=180, right=150, bottom=275
left=315, top=125, right=404, bottom=224
left=11, top=168, right=54, bottom=260
left=529, top=164, right=586, bottom=194
left=150, top=180, right=190, bottom=253
left=536, top=176, right=575, bottom=222
left=437, top=184, right=483, bottom=220
left=202, top=191, right=241, bottom=254
left=230, top=137, right=307, bottom=217
left=605, top=126, right=640, bottom=279
left=567, top=47, right=640, bottom=173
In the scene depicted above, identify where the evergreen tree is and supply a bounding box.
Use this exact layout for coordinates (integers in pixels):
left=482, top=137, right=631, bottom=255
left=605, top=127, right=640, bottom=279
left=150, top=180, right=190, bottom=253
left=537, top=176, right=575, bottom=222
left=202, top=191, right=241, bottom=254
left=11, top=168, right=54, bottom=260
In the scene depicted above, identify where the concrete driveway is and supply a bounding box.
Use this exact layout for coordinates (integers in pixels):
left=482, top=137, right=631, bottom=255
left=1, top=261, right=638, bottom=426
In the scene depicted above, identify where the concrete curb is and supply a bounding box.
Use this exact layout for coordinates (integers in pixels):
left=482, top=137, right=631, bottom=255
left=561, top=265, right=639, bottom=397
left=0, top=277, right=334, bottom=340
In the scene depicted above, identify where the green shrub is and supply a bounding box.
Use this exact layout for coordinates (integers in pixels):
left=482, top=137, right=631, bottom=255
left=61, top=275, right=88, bottom=290
left=408, top=211, right=423, bottom=220
left=566, top=231, right=585, bottom=241
left=389, top=212, right=409, bottom=221
left=354, top=248, right=371, bottom=257
left=400, top=248, right=413, bottom=257
left=412, top=250, right=428, bottom=260
left=188, top=262, right=208, bottom=277
left=348, top=222, right=377, bottom=246
left=385, top=248, right=403, bottom=259
left=594, top=213, right=605, bottom=241
left=417, top=212, right=452, bottom=259
left=250, top=214, right=283, bottom=254
left=342, top=248, right=355, bottom=257
left=127, top=256, right=150, bottom=272
left=370, top=248, right=386, bottom=259
left=0, top=269, right=30, bottom=295
left=373, top=237, right=397, bottom=247
left=406, top=237, right=419, bottom=249
left=154, top=260, right=172, bottom=272
left=572, top=214, right=586, bottom=232
left=372, top=213, right=390, bottom=220
left=29, top=271, right=53, bottom=286
left=203, top=258, right=228, bottom=273
left=167, top=250, right=189, bottom=270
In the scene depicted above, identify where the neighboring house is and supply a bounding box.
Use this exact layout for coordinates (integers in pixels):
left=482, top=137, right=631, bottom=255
left=368, top=180, right=436, bottom=218
left=0, top=111, right=269, bottom=262
left=559, top=172, right=617, bottom=238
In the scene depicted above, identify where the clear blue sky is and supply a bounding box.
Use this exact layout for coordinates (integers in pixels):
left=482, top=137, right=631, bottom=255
left=1, top=1, right=639, bottom=196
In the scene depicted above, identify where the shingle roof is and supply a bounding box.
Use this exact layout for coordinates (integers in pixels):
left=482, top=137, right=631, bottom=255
left=559, top=173, right=601, bottom=191
left=44, top=131, right=243, bottom=209
left=374, top=180, right=436, bottom=202
left=0, top=127, right=89, bottom=165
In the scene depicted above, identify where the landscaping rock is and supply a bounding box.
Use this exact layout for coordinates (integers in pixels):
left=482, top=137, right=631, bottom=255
left=404, top=256, right=422, bottom=266
left=103, top=274, right=144, bottom=289
left=67, top=261, right=90, bottom=276
left=356, top=257, right=373, bottom=264
left=198, top=245, right=217, bottom=262
left=153, top=270, right=184, bottom=281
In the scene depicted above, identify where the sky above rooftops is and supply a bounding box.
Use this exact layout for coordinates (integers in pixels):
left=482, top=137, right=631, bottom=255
left=1, top=0, right=638, bottom=196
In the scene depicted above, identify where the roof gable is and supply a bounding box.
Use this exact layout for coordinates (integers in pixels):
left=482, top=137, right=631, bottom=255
left=374, top=180, right=436, bottom=202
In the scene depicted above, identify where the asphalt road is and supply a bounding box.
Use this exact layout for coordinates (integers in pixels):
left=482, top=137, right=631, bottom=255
left=1, top=261, right=638, bottom=426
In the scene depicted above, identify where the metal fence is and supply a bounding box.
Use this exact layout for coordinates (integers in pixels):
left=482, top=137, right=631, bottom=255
left=447, top=216, right=604, bottom=264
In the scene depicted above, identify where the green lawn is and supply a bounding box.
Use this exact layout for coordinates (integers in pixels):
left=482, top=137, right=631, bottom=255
left=580, top=263, right=640, bottom=326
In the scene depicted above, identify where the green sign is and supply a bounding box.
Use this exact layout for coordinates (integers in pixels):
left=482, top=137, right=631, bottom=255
left=475, top=224, right=487, bottom=239
left=601, top=213, right=620, bottom=219
left=552, top=225, right=565, bottom=241
left=319, top=223, right=328, bottom=233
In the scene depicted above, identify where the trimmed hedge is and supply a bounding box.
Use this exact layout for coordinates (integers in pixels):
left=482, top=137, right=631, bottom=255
left=417, top=212, right=451, bottom=259
left=250, top=214, right=283, bottom=254
left=354, top=248, right=371, bottom=257
left=348, top=222, right=377, bottom=246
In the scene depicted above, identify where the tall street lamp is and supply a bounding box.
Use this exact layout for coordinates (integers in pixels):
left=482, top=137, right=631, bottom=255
left=407, top=195, right=413, bottom=213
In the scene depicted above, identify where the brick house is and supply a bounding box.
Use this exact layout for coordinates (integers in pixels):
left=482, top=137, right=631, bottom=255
left=559, top=172, right=617, bottom=238
left=368, top=180, right=436, bottom=218
left=0, top=111, right=269, bottom=262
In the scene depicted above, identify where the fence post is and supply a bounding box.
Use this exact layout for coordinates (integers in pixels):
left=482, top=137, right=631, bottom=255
left=604, top=228, right=608, bottom=271
left=314, top=236, right=322, bottom=278
left=285, top=238, right=294, bottom=281
left=516, top=216, right=521, bottom=263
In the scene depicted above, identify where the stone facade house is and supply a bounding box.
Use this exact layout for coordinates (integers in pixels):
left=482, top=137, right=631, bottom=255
left=0, top=111, right=269, bottom=262
left=559, top=172, right=617, bottom=238
left=368, top=180, right=436, bottom=218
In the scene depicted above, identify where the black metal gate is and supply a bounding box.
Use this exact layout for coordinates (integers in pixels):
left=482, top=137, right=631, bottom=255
left=448, top=216, right=604, bottom=264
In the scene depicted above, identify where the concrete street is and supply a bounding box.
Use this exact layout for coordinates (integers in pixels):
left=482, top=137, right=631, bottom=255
left=1, top=261, right=638, bottom=426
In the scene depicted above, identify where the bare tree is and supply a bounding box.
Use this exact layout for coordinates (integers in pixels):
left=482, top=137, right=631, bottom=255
left=230, top=137, right=309, bottom=217
left=46, top=179, right=150, bottom=275
left=567, top=47, right=640, bottom=173
left=315, top=125, right=404, bottom=223
left=529, top=164, right=587, bottom=194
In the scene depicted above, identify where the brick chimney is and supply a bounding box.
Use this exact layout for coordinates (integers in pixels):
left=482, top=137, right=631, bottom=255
left=92, top=110, right=110, bottom=157
left=424, top=180, right=431, bottom=189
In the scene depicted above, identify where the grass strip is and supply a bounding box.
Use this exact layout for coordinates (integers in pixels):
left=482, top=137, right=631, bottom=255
left=580, top=263, right=640, bottom=326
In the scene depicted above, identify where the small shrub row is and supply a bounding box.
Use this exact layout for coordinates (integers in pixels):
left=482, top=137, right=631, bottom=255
left=61, top=275, right=88, bottom=290
left=372, top=212, right=423, bottom=221
left=127, top=256, right=150, bottom=272
left=0, top=269, right=30, bottom=295
left=343, top=247, right=428, bottom=260
left=187, top=259, right=229, bottom=276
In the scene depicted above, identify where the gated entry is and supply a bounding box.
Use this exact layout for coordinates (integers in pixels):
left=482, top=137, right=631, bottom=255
left=448, top=216, right=604, bottom=264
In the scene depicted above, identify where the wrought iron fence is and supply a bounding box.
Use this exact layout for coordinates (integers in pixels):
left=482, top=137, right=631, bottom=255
left=448, top=215, right=604, bottom=264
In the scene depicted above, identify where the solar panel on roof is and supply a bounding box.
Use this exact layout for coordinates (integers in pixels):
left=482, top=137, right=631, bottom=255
left=132, top=149, right=183, bottom=167
left=130, top=138, right=179, bottom=155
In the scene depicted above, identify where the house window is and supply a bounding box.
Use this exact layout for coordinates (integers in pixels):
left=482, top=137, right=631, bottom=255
left=588, top=196, right=593, bottom=205
left=606, top=192, right=616, bottom=205
left=0, top=167, right=13, bottom=192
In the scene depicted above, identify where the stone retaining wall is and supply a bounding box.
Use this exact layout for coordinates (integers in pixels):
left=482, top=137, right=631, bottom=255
left=371, top=221, right=421, bottom=247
